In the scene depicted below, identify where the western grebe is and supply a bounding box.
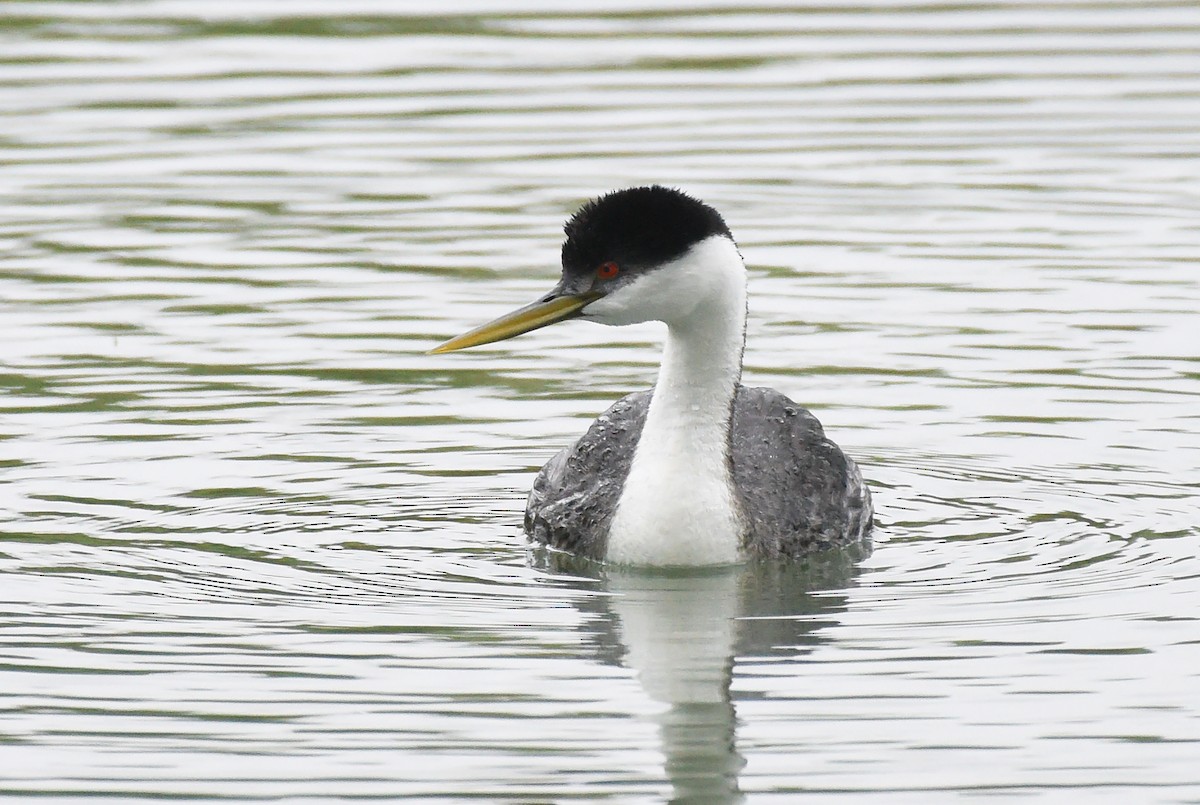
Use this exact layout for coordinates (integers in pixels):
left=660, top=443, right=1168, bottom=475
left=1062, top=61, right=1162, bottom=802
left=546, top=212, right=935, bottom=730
left=431, top=186, right=873, bottom=565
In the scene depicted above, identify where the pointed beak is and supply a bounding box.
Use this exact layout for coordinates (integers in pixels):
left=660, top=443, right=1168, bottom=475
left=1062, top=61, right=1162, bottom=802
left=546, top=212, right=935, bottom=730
left=429, top=289, right=601, bottom=354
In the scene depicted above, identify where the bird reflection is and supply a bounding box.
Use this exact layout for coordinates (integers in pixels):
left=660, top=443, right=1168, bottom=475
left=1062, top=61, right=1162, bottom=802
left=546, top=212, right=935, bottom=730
left=535, top=550, right=861, bottom=802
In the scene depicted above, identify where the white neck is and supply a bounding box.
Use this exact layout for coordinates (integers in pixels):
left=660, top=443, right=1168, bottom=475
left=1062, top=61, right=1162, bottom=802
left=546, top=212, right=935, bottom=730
left=598, top=236, right=748, bottom=565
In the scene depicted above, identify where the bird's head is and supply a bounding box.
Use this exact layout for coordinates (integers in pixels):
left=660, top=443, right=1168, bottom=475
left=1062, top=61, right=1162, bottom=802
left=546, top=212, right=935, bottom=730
left=430, top=185, right=739, bottom=354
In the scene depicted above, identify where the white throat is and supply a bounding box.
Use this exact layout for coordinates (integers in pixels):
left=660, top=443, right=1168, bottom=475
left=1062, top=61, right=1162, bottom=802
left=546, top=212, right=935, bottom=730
left=587, top=236, right=748, bottom=566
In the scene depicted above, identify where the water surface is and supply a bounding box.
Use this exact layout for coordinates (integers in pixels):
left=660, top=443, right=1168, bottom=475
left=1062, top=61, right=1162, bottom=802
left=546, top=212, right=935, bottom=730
left=2, top=1, right=1199, bottom=801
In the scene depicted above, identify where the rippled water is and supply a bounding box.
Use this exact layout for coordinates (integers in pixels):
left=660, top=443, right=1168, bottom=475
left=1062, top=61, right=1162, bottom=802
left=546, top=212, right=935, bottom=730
left=2, top=1, right=1199, bottom=801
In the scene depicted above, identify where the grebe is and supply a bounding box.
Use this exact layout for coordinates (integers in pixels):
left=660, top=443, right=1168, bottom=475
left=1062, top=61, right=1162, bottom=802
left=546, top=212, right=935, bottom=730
left=432, top=186, right=872, bottom=565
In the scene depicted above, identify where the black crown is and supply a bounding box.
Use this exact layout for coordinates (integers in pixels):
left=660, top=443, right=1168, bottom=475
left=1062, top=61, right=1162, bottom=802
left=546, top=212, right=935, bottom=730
left=561, top=186, right=732, bottom=277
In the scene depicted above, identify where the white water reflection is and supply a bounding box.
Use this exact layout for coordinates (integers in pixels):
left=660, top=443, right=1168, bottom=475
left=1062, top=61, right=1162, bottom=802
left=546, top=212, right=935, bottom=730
left=589, top=559, right=858, bottom=802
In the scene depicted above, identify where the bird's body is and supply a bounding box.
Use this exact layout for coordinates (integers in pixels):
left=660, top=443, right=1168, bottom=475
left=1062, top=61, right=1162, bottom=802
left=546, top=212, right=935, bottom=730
left=526, top=386, right=872, bottom=562
left=432, top=186, right=873, bottom=566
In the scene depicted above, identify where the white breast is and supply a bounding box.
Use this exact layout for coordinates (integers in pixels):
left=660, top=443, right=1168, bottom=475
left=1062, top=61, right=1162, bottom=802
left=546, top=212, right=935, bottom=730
left=605, top=422, right=745, bottom=566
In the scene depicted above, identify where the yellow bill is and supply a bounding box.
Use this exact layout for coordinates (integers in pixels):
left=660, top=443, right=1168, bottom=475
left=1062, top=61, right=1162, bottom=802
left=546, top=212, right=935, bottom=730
left=429, top=292, right=599, bottom=354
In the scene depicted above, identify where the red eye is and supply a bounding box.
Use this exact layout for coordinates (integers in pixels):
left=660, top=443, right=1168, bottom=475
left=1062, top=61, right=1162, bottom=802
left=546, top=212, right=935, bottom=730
left=597, top=261, right=620, bottom=280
